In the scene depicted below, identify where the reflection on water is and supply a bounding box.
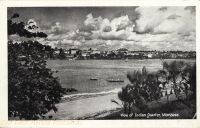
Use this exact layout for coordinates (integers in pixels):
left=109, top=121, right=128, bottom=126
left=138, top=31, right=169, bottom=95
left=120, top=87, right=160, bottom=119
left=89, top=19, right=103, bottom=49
left=47, top=59, right=195, bottom=94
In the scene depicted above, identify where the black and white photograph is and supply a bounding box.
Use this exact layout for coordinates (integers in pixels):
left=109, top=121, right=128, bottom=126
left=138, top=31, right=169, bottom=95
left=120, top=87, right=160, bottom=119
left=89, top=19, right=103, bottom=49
left=7, top=6, right=196, bottom=120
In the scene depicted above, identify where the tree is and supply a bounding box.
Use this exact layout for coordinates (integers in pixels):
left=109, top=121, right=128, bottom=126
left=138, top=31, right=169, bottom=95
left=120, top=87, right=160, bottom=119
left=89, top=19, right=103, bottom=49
left=117, top=66, right=171, bottom=116
left=116, top=61, right=196, bottom=118
left=118, top=84, right=133, bottom=115
left=58, top=48, right=66, bottom=59
left=8, top=14, right=47, bottom=38
left=118, top=67, right=150, bottom=114
left=8, top=14, right=65, bottom=119
left=162, top=61, right=196, bottom=101
left=162, top=61, right=183, bottom=99
left=181, top=62, right=196, bottom=100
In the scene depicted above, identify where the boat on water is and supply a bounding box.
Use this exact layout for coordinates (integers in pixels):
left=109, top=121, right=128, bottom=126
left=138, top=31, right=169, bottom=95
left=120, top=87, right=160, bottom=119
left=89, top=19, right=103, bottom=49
left=125, top=58, right=128, bottom=62
left=107, top=78, right=124, bottom=82
left=90, top=77, right=98, bottom=80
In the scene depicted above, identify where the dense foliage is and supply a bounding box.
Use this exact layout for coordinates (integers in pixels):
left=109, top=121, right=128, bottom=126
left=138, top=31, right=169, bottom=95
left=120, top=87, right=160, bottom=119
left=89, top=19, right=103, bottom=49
left=118, top=67, right=158, bottom=115
left=8, top=13, right=47, bottom=38
left=117, top=61, right=196, bottom=116
left=162, top=61, right=196, bottom=100
left=8, top=14, right=65, bottom=119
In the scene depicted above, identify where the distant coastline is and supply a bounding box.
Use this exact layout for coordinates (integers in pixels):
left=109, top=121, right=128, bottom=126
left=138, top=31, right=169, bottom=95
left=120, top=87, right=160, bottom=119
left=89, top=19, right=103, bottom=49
left=37, top=46, right=196, bottom=60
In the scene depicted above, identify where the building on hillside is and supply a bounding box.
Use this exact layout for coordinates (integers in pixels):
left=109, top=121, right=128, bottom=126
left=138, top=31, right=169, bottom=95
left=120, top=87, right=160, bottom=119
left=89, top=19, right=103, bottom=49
left=54, top=49, right=60, bottom=54
left=117, top=48, right=128, bottom=52
left=171, top=53, right=178, bottom=59
left=81, top=52, right=90, bottom=59
left=91, top=50, right=101, bottom=54
left=69, top=48, right=79, bottom=55
left=64, top=49, right=70, bottom=54
left=147, top=53, right=153, bottom=58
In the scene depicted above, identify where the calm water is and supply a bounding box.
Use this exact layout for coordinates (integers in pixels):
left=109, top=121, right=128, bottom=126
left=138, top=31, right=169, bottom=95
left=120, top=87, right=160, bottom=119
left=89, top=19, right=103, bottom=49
left=47, top=59, right=195, bottom=94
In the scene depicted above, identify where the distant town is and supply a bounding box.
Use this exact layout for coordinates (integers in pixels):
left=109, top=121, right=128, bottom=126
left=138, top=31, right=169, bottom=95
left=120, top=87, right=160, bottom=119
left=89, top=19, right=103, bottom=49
left=49, top=48, right=196, bottom=60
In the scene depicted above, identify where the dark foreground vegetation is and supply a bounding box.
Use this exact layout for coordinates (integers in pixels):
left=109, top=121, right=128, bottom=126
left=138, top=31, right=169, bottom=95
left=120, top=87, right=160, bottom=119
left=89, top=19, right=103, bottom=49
left=109, top=61, right=196, bottom=119
left=102, top=99, right=196, bottom=119
left=8, top=14, right=66, bottom=120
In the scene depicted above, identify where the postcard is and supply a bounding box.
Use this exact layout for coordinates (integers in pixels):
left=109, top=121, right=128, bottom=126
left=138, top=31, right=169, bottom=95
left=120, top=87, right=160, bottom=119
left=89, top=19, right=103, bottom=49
left=0, top=0, right=199, bottom=128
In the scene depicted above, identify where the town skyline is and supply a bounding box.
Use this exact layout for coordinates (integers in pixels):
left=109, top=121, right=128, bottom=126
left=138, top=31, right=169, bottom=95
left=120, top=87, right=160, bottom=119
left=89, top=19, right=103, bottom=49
left=35, top=44, right=196, bottom=60
left=8, top=6, right=196, bottom=51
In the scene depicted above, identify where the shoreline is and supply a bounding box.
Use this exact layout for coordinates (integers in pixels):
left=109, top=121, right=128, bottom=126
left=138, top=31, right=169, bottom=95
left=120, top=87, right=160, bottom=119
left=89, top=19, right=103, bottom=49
left=61, top=88, right=121, bottom=102
left=45, top=91, right=195, bottom=120
left=45, top=92, right=121, bottom=120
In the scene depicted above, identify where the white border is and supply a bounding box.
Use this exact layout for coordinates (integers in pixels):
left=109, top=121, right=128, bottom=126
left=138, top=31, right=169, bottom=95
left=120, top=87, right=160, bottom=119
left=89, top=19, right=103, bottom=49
left=0, top=0, right=199, bottom=128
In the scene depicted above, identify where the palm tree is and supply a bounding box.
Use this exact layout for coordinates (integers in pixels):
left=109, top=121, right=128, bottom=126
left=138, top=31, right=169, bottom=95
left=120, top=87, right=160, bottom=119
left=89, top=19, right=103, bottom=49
left=126, top=67, right=149, bottom=110
left=162, top=61, right=188, bottom=100
left=118, top=84, right=133, bottom=115
left=181, top=62, right=196, bottom=100
left=127, top=70, right=142, bottom=86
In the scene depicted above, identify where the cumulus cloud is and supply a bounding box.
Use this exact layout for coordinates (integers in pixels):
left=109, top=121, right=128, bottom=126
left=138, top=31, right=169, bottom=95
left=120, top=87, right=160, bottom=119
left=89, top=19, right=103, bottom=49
left=124, top=6, right=195, bottom=51
left=44, top=22, right=69, bottom=35
left=26, top=19, right=38, bottom=28
left=25, top=19, right=40, bottom=33
left=111, top=15, right=133, bottom=31
left=32, top=6, right=195, bottom=51
left=134, top=6, right=195, bottom=35
left=80, top=13, right=135, bottom=41
left=51, top=22, right=61, bottom=31
left=185, top=6, right=195, bottom=14
left=103, top=26, right=112, bottom=32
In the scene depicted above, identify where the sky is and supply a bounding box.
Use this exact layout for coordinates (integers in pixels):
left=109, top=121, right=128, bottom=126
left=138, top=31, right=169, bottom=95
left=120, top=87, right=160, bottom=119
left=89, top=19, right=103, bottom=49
left=8, top=6, right=196, bottom=51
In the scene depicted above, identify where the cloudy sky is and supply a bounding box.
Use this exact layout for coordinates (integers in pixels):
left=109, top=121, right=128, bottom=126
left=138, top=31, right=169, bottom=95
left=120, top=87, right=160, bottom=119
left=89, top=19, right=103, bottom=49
left=8, top=6, right=196, bottom=51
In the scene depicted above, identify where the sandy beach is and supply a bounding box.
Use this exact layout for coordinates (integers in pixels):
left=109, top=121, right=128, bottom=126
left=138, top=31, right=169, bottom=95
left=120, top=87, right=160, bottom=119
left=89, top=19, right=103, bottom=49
left=45, top=92, right=121, bottom=119
left=45, top=90, right=180, bottom=120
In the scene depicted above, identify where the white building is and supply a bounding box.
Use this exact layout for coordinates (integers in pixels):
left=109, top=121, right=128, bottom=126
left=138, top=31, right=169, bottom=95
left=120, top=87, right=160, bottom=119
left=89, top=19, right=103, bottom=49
left=147, top=53, right=153, bottom=58
left=91, top=50, right=101, bottom=54
left=70, top=49, right=78, bottom=55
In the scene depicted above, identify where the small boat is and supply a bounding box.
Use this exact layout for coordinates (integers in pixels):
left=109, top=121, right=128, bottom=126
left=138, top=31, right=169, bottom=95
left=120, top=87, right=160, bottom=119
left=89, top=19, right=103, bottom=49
left=90, top=77, right=98, bottom=80
left=126, top=58, right=128, bottom=62
left=107, top=78, right=124, bottom=82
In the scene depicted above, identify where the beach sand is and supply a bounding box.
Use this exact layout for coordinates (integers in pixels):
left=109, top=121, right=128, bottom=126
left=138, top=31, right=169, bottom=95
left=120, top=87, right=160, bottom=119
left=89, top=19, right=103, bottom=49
left=45, top=89, right=184, bottom=120
left=45, top=93, right=121, bottom=120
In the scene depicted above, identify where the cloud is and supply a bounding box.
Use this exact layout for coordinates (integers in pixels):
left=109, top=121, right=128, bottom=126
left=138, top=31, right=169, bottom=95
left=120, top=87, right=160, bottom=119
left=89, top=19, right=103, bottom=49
left=83, top=13, right=103, bottom=32
left=81, top=14, right=135, bottom=41
left=158, top=7, right=168, bottom=12
left=21, top=7, right=194, bottom=51
left=98, top=26, right=134, bottom=40
left=107, top=15, right=135, bottom=32
left=25, top=19, right=38, bottom=32
left=49, top=22, right=62, bottom=35
left=184, top=6, right=195, bottom=14
left=134, top=6, right=195, bottom=35
left=167, top=14, right=181, bottom=20
left=82, top=13, right=134, bottom=33
left=103, top=26, right=112, bottom=32
left=44, top=22, right=69, bottom=35
left=8, top=34, right=34, bottom=43
left=112, top=15, right=133, bottom=31
left=79, top=25, right=96, bottom=33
